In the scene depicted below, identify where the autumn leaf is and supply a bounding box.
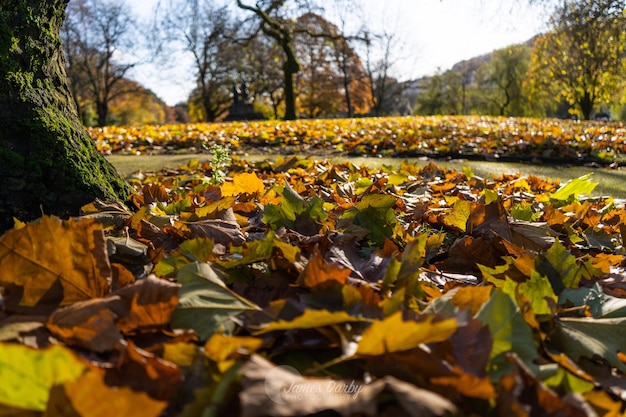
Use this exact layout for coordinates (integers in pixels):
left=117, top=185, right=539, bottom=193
left=46, top=371, right=167, bottom=417
left=47, top=276, right=181, bottom=352
left=299, top=253, right=351, bottom=288
left=0, top=216, right=110, bottom=312
left=477, top=289, right=540, bottom=379
left=0, top=343, right=86, bottom=411
left=239, top=354, right=457, bottom=417
left=254, top=309, right=371, bottom=335
left=170, top=262, right=260, bottom=340
left=550, top=174, right=597, bottom=205
left=356, top=312, right=457, bottom=356
left=550, top=316, right=626, bottom=374
left=443, top=200, right=471, bottom=232
left=221, top=172, right=265, bottom=196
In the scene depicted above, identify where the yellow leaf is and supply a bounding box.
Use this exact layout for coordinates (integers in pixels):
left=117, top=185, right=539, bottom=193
left=0, top=216, right=110, bottom=311
left=443, top=200, right=471, bottom=232
left=221, top=172, right=265, bottom=197
left=255, top=309, right=371, bottom=335
left=204, top=334, right=263, bottom=363
left=356, top=312, right=457, bottom=356
left=450, top=286, right=493, bottom=316
left=0, top=343, right=86, bottom=411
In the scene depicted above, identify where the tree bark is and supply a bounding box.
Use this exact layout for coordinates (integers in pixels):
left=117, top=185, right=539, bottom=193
left=0, top=0, right=131, bottom=232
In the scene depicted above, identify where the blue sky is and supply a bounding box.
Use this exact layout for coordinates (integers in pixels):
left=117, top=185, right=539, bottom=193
left=126, top=0, right=547, bottom=105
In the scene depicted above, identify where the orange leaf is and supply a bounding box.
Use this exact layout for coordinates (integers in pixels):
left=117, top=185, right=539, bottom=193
left=300, top=254, right=351, bottom=288
left=0, top=216, right=110, bottom=312
left=46, top=371, right=167, bottom=417
left=221, top=172, right=265, bottom=197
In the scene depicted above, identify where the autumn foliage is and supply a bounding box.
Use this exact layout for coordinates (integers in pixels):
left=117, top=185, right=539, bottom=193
left=90, top=115, right=626, bottom=166
left=3, top=142, right=626, bottom=415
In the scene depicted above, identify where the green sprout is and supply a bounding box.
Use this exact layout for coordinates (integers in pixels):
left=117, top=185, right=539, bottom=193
left=208, top=144, right=231, bottom=185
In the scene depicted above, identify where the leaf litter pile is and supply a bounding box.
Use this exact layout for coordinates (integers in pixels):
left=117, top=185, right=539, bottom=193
left=90, top=115, right=626, bottom=165
left=5, top=153, right=626, bottom=416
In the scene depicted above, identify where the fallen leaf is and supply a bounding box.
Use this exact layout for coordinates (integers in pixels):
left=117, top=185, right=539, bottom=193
left=0, top=343, right=86, bottom=411
left=238, top=354, right=457, bottom=417
left=0, top=216, right=111, bottom=312
left=46, top=371, right=167, bottom=417
left=170, top=262, right=259, bottom=340
left=221, top=172, right=265, bottom=197
left=300, top=254, right=351, bottom=288
left=356, top=312, right=457, bottom=356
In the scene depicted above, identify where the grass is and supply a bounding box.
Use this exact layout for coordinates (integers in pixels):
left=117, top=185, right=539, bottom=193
left=106, top=153, right=626, bottom=198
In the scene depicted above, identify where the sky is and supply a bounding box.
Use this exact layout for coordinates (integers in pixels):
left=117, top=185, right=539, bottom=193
left=125, top=0, right=548, bottom=106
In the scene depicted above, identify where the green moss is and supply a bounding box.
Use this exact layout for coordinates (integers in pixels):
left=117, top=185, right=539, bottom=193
left=0, top=0, right=131, bottom=231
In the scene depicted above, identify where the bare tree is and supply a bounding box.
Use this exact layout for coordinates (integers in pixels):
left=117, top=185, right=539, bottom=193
left=236, top=0, right=302, bottom=120
left=62, top=0, right=143, bottom=127
left=159, top=0, right=238, bottom=122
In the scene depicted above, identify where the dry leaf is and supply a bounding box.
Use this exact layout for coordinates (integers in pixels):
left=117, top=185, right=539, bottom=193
left=0, top=216, right=110, bottom=313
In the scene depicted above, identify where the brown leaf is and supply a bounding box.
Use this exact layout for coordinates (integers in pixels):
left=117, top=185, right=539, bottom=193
left=300, top=253, right=351, bottom=289
left=46, top=370, right=167, bottom=417
left=46, top=297, right=122, bottom=352
left=181, top=208, right=245, bottom=245
left=0, top=216, right=110, bottom=313
left=103, top=341, right=183, bottom=402
left=47, top=298, right=123, bottom=352
left=496, top=353, right=589, bottom=417
left=46, top=276, right=181, bottom=351
left=239, top=354, right=457, bottom=417
left=112, top=276, right=181, bottom=334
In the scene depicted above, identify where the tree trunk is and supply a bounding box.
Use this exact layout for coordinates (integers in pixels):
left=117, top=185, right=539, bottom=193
left=0, top=0, right=131, bottom=232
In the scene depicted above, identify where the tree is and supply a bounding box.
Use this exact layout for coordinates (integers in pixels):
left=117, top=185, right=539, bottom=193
left=475, top=45, right=532, bottom=116
left=529, top=0, right=626, bottom=119
left=61, top=0, right=143, bottom=127
left=0, top=0, right=131, bottom=232
left=236, top=0, right=302, bottom=120
left=160, top=0, right=238, bottom=122
left=239, top=34, right=285, bottom=119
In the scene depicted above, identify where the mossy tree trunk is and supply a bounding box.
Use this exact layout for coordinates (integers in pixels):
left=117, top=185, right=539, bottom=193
left=0, top=0, right=131, bottom=232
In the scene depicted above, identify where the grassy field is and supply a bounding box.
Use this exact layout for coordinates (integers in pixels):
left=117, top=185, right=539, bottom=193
left=107, top=153, right=626, bottom=197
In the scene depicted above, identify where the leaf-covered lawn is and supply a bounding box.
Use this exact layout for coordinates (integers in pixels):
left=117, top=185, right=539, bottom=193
left=90, top=115, right=626, bottom=165
left=3, top=152, right=626, bottom=416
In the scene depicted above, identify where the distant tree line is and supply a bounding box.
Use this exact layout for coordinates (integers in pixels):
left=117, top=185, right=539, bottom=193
left=61, top=0, right=626, bottom=125
left=61, top=0, right=413, bottom=126
left=416, top=0, right=626, bottom=120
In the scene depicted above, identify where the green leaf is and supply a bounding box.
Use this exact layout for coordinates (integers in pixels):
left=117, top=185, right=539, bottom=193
left=263, top=182, right=327, bottom=233
left=519, top=272, right=557, bottom=315
left=0, top=343, right=86, bottom=411
left=540, top=239, right=598, bottom=290
left=560, top=283, right=626, bottom=318
left=550, top=174, right=597, bottom=204
left=551, top=316, right=626, bottom=373
left=340, top=194, right=398, bottom=246
left=477, top=289, right=539, bottom=380
left=171, top=262, right=259, bottom=340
